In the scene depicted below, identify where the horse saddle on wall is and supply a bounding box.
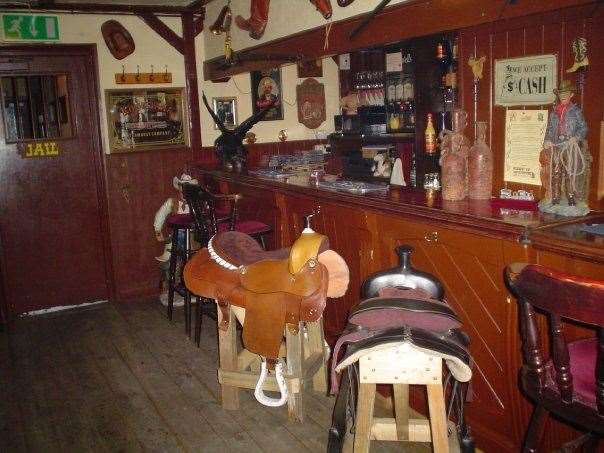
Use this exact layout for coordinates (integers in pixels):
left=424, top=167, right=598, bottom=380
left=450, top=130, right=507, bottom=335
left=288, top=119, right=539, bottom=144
left=184, top=228, right=350, bottom=363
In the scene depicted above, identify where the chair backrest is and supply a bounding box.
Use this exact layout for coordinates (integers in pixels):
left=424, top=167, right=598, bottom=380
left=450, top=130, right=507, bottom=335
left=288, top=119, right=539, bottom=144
left=182, top=184, right=220, bottom=244
left=505, top=262, right=604, bottom=413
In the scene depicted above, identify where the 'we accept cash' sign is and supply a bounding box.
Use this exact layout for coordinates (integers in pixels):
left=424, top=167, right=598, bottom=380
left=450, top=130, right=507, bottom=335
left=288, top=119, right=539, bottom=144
left=495, top=54, right=557, bottom=106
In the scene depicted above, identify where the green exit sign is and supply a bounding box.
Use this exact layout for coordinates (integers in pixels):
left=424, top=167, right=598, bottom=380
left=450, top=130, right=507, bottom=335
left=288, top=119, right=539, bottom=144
left=2, top=14, right=59, bottom=41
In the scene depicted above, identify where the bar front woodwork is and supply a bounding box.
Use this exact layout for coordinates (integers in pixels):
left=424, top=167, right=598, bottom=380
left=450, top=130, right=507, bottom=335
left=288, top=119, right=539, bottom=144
left=197, top=168, right=603, bottom=452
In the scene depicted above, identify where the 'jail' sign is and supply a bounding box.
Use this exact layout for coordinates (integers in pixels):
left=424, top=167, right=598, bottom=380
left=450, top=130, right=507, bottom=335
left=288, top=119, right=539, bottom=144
left=23, top=142, right=60, bottom=158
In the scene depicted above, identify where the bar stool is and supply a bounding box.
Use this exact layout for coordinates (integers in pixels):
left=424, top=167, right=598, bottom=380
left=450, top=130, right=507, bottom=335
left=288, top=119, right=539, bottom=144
left=166, top=213, right=197, bottom=336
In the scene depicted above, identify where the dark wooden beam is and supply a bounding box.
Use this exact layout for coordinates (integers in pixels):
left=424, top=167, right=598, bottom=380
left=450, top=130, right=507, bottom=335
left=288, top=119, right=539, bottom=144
left=186, top=0, right=207, bottom=12
left=203, top=0, right=596, bottom=80
left=2, top=2, right=188, bottom=15
left=138, top=13, right=184, bottom=55
left=193, top=10, right=205, bottom=36
left=182, top=13, right=202, bottom=151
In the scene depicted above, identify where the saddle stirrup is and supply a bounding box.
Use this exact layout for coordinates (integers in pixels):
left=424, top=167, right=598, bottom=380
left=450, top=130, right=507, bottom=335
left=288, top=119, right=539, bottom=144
left=254, top=359, right=289, bottom=407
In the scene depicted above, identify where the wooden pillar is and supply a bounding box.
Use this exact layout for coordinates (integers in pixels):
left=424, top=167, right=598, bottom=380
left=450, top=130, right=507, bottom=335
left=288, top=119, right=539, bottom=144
left=181, top=13, right=202, bottom=151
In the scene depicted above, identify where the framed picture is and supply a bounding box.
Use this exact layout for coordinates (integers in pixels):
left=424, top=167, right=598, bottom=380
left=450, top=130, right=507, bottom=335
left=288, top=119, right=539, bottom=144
left=251, top=68, right=283, bottom=121
left=212, top=97, right=238, bottom=130
left=105, top=88, right=187, bottom=153
left=297, top=59, right=323, bottom=78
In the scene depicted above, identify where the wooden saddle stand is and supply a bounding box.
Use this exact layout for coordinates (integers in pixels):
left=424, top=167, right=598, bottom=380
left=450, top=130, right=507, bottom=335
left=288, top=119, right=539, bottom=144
left=184, top=214, right=349, bottom=420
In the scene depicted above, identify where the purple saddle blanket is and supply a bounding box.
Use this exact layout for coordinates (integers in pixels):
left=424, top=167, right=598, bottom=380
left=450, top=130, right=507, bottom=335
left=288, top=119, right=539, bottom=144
left=330, top=287, right=468, bottom=393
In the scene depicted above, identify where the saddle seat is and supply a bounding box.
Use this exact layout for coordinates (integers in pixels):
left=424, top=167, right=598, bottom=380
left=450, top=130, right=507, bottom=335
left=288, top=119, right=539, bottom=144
left=184, top=230, right=348, bottom=362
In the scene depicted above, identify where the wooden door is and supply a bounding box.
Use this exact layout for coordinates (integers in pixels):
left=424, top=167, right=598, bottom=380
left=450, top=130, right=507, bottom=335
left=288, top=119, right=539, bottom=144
left=0, top=46, right=109, bottom=317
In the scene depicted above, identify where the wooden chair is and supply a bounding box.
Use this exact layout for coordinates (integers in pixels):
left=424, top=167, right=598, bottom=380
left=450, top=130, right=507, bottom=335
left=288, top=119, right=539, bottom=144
left=505, top=263, right=604, bottom=452
left=182, top=184, right=272, bottom=345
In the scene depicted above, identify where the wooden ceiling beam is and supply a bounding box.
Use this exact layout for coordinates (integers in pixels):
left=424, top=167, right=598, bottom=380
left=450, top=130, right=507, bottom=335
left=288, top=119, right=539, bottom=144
left=203, top=0, right=597, bottom=80
left=0, top=2, right=190, bottom=15
left=138, top=12, right=184, bottom=54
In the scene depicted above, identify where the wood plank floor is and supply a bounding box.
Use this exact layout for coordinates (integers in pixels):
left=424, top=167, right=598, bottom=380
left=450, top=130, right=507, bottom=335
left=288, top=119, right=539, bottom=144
left=0, top=300, right=433, bottom=452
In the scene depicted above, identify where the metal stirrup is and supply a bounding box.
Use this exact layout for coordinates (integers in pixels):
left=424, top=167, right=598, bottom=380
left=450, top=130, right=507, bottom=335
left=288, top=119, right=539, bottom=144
left=254, top=359, right=288, bottom=407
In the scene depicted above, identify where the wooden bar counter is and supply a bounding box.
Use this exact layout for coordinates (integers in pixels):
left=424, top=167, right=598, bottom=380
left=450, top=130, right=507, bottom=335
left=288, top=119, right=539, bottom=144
left=197, top=167, right=603, bottom=452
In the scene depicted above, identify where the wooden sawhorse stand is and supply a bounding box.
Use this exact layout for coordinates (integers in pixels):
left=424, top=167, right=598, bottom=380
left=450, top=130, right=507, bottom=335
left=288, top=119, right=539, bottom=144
left=217, top=305, right=328, bottom=422
left=353, top=342, right=460, bottom=453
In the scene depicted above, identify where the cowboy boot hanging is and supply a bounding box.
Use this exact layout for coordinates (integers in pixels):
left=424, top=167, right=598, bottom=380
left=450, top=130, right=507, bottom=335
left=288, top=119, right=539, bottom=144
left=236, top=0, right=270, bottom=40
left=309, top=0, right=332, bottom=19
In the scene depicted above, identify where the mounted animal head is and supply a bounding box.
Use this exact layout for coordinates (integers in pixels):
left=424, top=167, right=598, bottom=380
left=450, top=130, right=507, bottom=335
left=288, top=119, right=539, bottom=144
left=202, top=92, right=275, bottom=167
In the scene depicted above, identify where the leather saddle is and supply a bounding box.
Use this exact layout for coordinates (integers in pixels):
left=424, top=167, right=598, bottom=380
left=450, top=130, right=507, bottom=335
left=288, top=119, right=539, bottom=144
left=184, top=227, right=349, bottom=363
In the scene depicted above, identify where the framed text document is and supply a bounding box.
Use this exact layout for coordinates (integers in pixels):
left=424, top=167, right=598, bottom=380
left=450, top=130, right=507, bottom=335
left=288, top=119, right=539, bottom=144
left=504, top=109, right=548, bottom=185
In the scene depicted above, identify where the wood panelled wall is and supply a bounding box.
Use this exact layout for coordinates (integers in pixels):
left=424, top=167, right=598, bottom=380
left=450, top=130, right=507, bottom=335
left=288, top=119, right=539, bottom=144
left=459, top=3, right=604, bottom=207
left=104, top=148, right=197, bottom=301
left=105, top=139, right=322, bottom=301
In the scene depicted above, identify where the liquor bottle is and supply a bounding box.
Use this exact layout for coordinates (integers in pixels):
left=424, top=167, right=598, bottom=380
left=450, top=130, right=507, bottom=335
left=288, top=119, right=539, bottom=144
left=440, top=109, right=470, bottom=200
left=410, top=151, right=417, bottom=187
left=451, top=36, right=459, bottom=62
left=425, top=113, right=437, bottom=155
left=468, top=121, right=493, bottom=199
left=436, top=38, right=450, bottom=88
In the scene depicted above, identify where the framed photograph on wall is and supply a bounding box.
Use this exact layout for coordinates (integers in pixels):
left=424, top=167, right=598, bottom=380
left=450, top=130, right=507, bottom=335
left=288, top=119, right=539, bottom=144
left=251, top=68, right=283, bottom=121
left=212, top=97, right=238, bottom=130
left=105, top=87, right=187, bottom=153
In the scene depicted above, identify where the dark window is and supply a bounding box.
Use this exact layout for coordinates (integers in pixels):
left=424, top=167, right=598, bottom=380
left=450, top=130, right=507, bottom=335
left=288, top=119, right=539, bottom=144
left=1, top=74, right=72, bottom=143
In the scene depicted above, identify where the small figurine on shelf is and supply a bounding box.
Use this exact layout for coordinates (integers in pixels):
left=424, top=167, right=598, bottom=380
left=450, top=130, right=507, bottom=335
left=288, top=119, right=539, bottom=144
left=154, top=173, right=198, bottom=306
left=468, top=121, right=493, bottom=199
left=372, top=153, right=392, bottom=178
left=440, top=109, right=470, bottom=201
left=538, top=80, right=591, bottom=216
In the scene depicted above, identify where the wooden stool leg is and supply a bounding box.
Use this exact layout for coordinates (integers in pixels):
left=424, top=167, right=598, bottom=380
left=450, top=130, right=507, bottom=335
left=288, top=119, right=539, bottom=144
left=393, top=383, right=410, bottom=441
left=286, top=325, right=304, bottom=422
left=306, top=320, right=328, bottom=393
left=218, top=306, right=239, bottom=410
left=427, top=383, right=449, bottom=453
left=354, top=382, right=376, bottom=453
left=184, top=286, right=191, bottom=337
left=166, top=239, right=178, bottom=321
left=194, top=297, right=202, bottom=346
left=522, top=404, right=548, bottom=453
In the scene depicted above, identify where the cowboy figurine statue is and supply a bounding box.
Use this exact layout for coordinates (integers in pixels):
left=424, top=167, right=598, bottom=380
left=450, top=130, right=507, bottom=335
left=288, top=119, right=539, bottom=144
left=539, top=80, right=591, bottom=216
left=154, top=173, right=199, bottom=305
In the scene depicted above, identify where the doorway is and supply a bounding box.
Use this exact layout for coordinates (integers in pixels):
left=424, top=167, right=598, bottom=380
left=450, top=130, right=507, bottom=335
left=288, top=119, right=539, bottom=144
left=0, top=45, right=111, bottom=319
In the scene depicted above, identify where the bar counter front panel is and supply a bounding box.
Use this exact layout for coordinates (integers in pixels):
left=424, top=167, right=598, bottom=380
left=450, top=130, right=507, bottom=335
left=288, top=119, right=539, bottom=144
left=197, top=168, right=603, bottom=452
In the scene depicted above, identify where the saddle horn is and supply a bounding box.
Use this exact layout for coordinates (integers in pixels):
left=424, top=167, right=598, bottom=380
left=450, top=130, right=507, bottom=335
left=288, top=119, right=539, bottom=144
left=210, top=5, right=232, bottom=35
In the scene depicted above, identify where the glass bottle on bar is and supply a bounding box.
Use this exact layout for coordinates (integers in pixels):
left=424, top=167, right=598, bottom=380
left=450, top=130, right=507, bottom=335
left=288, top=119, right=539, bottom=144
left=424, top=113, right=440, bottom=189
left=436, top=38, right=450, bottom=90
left=444, top=36, right=458, bottom=105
